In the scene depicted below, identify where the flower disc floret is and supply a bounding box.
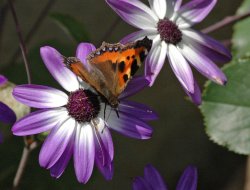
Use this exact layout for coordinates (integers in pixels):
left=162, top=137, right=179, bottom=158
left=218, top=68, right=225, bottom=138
left=66, top=89, right=100, bottom=123
left=157, top=19, right=182, bottom=45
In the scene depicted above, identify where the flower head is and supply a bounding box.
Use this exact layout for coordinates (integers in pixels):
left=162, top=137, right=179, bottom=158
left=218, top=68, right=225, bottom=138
left=0, top=75, right=16, bottom=125
left=133, top=165, right=197, bottom=190
left=12, top=43, right=157, bottom=183
left=106, top=0, right=232, bottom=105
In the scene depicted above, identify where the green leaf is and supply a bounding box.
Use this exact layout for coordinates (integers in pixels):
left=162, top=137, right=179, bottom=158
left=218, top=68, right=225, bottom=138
left=50, top=13, right=90, bottom=43
left=232, top=0, right=250, bottom=58
left=200, top=56, right=250, bottom=155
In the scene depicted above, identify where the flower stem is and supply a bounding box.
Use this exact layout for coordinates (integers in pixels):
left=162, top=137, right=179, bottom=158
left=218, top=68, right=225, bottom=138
left=8, top=0, right=37, bottom=189
left=7, top=0, right=56, bottom=67
left=8, top=0, right=31, bottom=84
left=202, top=11, right=250, bottom=34
left=244, top=156, right=250, bottom=190
left=12, top=142, right=38, bottom=190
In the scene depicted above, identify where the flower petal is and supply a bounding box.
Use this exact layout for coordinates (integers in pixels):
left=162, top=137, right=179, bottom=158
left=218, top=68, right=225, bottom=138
left=183, top=80, right=201, bottom=105
left=119, top=76, right=149, bottom=100
left=179, top=41, right=226, bottom=85
left=13, top=85, right=68, bottom=108
left=182, top=29, right=232, bottom=62
left=74, top=124, right=95, bottom=183
left=76, top=43, right=96, bottom=66
left=0, top=101, right=16, bottom=124
left=119, top=100, right=158, bottom=121
left=107, top=110, right=153, bottom=139
left=50, top=135, right=74, bottom=178
left=12, top=108, right=67, bottom=136
left=39, top=117, right=76, bottom=169
left=106, top=0, right=158, bottom=30
left=177, top=0, right=217, bottom=28
left=93, top=119, right=114, bottom=180
left=120, top=29, right=157, bottom=44
left=0, top=75, right=7, bottom=86
left=168, top=44, right=194, bottom=93
left=144, top=164, right=168, bottom=190
left=132, top=177, right=152, bottom=190
left=176, top=166, right=198, bottom=190
left=148, top=0, right=167, bottom=19
left=145, top=41, right=167, bottom=86
left=40, top=46, right=79, bottom=92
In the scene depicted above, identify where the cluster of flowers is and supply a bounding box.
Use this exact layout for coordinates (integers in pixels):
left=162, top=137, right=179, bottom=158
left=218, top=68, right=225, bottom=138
left=1, top=0, right=231, bottom=189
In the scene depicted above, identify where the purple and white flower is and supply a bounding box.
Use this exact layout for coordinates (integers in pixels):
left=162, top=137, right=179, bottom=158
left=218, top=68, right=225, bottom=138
left=12, top=43, right=157, bottom=183
left=106, top=0, right=232, bottom=104
left=133, top=165, right=197, bottom=190
left=0, top=75, right=17, bottom=143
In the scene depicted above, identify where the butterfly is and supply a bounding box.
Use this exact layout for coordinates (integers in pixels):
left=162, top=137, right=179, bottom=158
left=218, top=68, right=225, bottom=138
left=63, top=36, right=152, bottom=108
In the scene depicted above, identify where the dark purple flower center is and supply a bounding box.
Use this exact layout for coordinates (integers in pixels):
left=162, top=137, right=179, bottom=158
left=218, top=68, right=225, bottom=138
left=157, top=19, right=182, bottom=45
left=66, top=89, right=100, bottom=123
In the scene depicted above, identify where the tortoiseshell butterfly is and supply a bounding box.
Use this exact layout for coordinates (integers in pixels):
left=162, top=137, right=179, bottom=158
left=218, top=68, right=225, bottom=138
left=63, top=37, right=152, bottom=108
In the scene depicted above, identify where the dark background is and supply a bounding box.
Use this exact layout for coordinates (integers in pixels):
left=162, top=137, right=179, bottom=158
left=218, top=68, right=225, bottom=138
left=0, top=0, right=246, bottom=189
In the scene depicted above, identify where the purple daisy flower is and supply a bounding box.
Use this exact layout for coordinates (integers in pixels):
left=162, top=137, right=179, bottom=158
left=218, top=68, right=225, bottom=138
left=12, top=43, right=157, bottom=183
left=0, top=75, right=16, bottom=143
left=106, top=0, right=232, bottom=105
left=133, top=165, right=197, bottom=190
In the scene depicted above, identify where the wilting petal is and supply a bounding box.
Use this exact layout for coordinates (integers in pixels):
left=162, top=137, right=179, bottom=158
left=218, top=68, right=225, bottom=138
left=177, top=0, right=217, bottom=28
left=39, top=118, right=76, bottom=169
left=182, top=29, right=231, bottom=62
left=50, top=135, right=74, bottom=178
left=76, top=43, right=96, bottom=67
left=179, top=41, right=227, bottom=85
left=119, top=100, right=158, bottom=121
left=40, top=46, right=79, bottom=92
left=13, top=85, right=68, bottom=109
left=183, top=80, right=201, bottom=105
left=176, top=166, right=198, bottom=190
left=119, top=76, right=149, bottom=100
left=168, top=44, right=194, bottom=93
left=93, top=119, right=114, bottom=180
left=0, top=101, right=16, bottom=124
left=144, top=165, right=167, bottom=190
left=107, top=111, right=153, bottom=139
left=148, top=0, right=167, bottom=19
left=120, top=29, right=157, bottom=44
left=133, top=177, right=152, bottom=190
left=106, top=0, right=158, bottom=30
left=12, top=108, right=67, bottom=136
left=74, top=124, right=95, bottom=183
left=145, top=41, right=167, bottom=86
left=0, top=75, right=7, bottom=86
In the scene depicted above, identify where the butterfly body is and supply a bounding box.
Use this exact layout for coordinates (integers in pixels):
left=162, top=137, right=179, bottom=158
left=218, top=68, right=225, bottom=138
left=64, top=37, right=152, bottom=108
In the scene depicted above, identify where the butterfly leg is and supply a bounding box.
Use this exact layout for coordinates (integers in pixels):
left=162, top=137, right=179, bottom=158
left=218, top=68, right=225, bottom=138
left=104, top=102, right=107, bottom=121
left=115, top=108, right=119, bottom=118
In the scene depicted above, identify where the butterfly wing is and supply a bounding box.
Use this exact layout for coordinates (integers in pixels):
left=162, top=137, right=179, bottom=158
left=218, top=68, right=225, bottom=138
left=87, top=37, right=152, bottom=105
left=64, top=37, right=152, bottom=108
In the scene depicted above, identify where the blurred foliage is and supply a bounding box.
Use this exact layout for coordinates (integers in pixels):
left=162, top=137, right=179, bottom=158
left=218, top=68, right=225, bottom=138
left=201, top=0, right=250, bottom=154
left=232, top=0, right=250, bottom=58
left=50, top=13, right=90, bottom=43
left=201, top=57, right=250, bottom=154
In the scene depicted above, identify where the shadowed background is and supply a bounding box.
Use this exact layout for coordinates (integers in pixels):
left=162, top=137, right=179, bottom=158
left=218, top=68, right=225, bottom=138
left=0, top=0, right=246, bottom=189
